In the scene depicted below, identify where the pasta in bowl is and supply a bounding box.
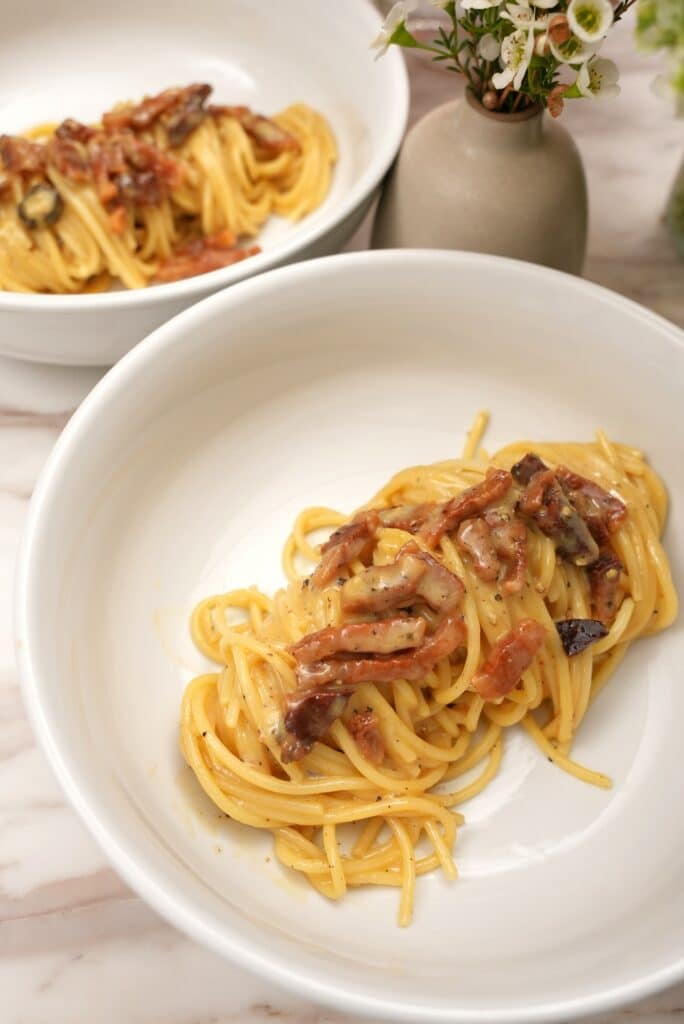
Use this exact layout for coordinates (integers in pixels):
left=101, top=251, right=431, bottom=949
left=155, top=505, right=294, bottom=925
left=182, top=413, right=677, bottom=926
left=15, top=251, right=684, bottom=1022
left=0, top=85, right=336, bottom=291
left=0, top=0, right=407, bottom=363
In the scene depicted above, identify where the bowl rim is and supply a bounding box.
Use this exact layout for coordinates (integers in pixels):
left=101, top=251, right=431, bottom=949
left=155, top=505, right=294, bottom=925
left=14, top=249, right=684, bottom=1023
left=0, top=0, right=408, bottom=313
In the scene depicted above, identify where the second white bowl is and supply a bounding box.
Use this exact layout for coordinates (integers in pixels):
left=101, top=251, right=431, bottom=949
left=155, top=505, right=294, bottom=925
left=0, top=0, right=407, bottom=364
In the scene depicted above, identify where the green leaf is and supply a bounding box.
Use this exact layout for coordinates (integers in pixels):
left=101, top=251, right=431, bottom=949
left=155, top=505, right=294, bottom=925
left=389, top=24, right=419, bottom=48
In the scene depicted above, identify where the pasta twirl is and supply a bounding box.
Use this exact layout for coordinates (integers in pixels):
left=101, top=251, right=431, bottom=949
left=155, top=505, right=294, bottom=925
left=180, top=415, right=677, bottom=925
left=0, top=84, right=336, bottom=292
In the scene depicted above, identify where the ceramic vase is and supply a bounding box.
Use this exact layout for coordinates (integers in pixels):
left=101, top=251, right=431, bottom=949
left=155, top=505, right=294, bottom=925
left=372, top=90, right=588, bottom=275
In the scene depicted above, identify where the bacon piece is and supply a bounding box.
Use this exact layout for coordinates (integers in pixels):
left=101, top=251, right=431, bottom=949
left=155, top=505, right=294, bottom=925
left=341, top=542, right=464, bottom=615
left=588, top=552, right=623, bottom=625
left=128, top=88, right=186, bottom=129
left=51, top=138, right=89, bottom=181
left=419, top=468, right=513, bottom=547
left=154, top=236, right=260, bottom=283
left=162, top=84, right=212, bottom=147
left=457, top=518, right=499, bottom=582
left=340, top=554, right=426, bottom=614
left=290, top=616, right=426, bottom=664
left=511, top=452, right=548, bottom=485
left=296, top=613, right=467, bottom=688
left=213, top=106, right=300, bottom=156
left=556, top=467, right=627, bottom=545
left=555, top=618, right=608, bottom=656
left=487, top=511, right=528, bottom=595
left=311, top=511, right=381, bottom=588
left=281, top=685, right=353, bottom=762
left=0, top=135, right=46, bottom=177
left=472, top=618, right=546, bottom=700
left=412, top=547, right=465, bottom=612
left=348, top=710, right=385, bottom=764
left=102, top=84, right=212, bottom=141
left=55, top=119, right=96, bottom=144
left=377, top=503, right=435, bottom=532
left=517, top=468, right=599, bottom=566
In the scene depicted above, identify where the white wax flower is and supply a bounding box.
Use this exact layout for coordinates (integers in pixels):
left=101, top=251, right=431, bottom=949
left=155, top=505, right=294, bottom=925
left=576, top=56, right=620, bottom=97
left=477, top=33, right=501, bottom=61
left=549, top=31, right=598, bottom=66
left=371, top=0, right=418, bottom=58
left=502, top=0, right=549, bottom=30
left=461, top=0, right=500, bottom=10
left=567, top=0, right=614, bottom=44
left=492, top=27, right=534, bottom=90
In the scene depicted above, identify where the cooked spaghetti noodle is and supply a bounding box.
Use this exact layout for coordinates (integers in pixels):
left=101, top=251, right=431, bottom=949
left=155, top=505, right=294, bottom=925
left=0, top=84, right=336, bottom=292
left=180, top=414, right=677, bottom=925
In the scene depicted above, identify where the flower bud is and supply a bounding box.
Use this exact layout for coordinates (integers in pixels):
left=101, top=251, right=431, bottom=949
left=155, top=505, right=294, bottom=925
left=548, top=14, right=571, bottom=45
left=547, top=84, right=567, bottom=118
left=535, top=32, right=550, bottom=57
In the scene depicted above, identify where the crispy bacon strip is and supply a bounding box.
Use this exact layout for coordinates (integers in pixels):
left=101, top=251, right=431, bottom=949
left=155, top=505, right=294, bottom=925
left=311, top=510, right=381, bottom=588
left=102, top=84, right=212, bottom=143
left=588, top=552, right=623, bottom=625
left=290, top=616, right=426, bottom=664
left=457, top=513, right=528, bottom=594
left=419, top=468, right=513, bottom=547
left=154, top=235, right=260, bottom=283
left=281, top=685, right=353, bottom=763
left=472, top=618, right=546, bottom=700
left=340, top=554, right=424, bottom=613
left=55, top=119, right=96, bottom=144
left=517, top=468, right=599, bottom=566
left=348, top=710, right=385, bottom=764
left=213, top=106, right=300, bottom=156
left=487, top=511, right=528, bottom=595
left=296, top=613, right=467, bottom=688
left=456, top=518, right=499, bottom=582
left=0, top=135, right=46, bottom=177
left=377, top=503, right=435, bottom=532
left=341, top=542, right=464, bottom=615
left=556, top=467, right=627, bottom=545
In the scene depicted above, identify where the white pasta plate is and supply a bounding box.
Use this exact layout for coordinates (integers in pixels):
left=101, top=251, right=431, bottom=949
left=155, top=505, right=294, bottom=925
left=0, top=0, right=407, bottom=365
left=15, top=251, right=684, bottom=1021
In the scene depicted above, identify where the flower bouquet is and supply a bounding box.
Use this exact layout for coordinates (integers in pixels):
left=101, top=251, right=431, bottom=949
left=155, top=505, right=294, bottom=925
left=373, top=0, right=635, bottom=117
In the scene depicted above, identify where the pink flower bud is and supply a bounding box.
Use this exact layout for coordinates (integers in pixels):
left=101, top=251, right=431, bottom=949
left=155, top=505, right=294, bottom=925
left=547, top=84, right=567, bottom=118
left=548, top=14, right=571, bottom=45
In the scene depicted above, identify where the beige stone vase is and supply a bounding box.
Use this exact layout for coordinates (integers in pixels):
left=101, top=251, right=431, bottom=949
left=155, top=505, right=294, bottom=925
left=372, top=90, right=588, bottom=274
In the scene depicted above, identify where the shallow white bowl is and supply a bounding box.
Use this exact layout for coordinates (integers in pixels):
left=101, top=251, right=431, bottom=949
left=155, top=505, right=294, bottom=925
left=16, top=251, right=684, bottom=1021
left=0, top=0, right=407, bottom=365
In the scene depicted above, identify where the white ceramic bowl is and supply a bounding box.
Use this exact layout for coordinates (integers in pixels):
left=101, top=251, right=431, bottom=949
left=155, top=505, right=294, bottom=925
left=16, top=251, right=684, bottom=1022
left=0, top=0, right=407, bottom=366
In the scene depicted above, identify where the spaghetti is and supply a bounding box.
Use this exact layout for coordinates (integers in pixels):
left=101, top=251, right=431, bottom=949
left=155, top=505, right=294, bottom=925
left=181, top=414, right=677, bottom=925
left=0, top=84, right=336, bottom=291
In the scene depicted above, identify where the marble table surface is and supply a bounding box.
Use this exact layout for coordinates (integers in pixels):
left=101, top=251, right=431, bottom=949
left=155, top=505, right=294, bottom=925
left=1, top=19, right=683, bottom=1024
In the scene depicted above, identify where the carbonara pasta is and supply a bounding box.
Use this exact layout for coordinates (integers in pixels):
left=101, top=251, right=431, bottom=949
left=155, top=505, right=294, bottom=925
left=180, top=414, right=677, bottom=925
left=0, top=84, right=336, bottom=292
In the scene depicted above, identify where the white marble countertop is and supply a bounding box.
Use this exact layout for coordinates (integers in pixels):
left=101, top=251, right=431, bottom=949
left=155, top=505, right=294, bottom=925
left=2, top=21, right=683, bottom=1024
